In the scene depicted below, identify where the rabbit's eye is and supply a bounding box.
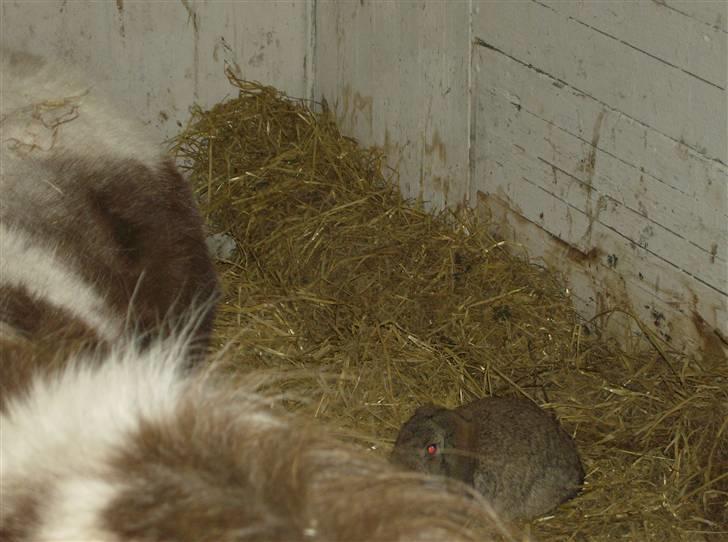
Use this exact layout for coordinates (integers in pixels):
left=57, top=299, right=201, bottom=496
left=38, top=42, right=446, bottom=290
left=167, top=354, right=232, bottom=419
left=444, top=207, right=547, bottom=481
left=426, top=444, right=438, bottom=456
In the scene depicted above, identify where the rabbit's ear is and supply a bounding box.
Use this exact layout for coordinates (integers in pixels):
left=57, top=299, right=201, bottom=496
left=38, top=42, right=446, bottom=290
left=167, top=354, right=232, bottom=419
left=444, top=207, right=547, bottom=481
left=413, top=404, right=442, bottom=418
left=430, top=410, right=470, bottom=446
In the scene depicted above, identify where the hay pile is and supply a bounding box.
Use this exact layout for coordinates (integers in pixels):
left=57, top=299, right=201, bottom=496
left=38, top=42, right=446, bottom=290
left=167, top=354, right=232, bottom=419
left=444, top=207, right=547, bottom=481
left=173, top=73, right=727, bottom=541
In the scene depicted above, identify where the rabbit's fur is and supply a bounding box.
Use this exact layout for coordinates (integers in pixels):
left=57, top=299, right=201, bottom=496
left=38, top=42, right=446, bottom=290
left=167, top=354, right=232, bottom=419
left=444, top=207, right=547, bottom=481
left=392, top=397, right=585, bottom=520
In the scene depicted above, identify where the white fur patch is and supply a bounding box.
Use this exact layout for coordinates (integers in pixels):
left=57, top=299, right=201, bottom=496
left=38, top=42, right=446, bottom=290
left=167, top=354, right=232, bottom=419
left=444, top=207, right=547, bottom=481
left=0, top=329, right=234, bottom=539
left=0, top=223, right=123, bottom=341
left=0, top=333, right=291, bottom=538
left=0, top=336, right=188, bottom=484
left=33, top=479, right=121, bottom=542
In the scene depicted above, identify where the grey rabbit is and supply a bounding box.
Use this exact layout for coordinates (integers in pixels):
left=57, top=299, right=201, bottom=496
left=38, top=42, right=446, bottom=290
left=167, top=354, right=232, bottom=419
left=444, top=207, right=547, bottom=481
left=391, top=396, right=585, bottom=520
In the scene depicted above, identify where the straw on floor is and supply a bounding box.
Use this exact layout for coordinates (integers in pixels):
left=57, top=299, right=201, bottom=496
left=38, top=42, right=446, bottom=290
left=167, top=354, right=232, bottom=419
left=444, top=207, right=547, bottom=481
left=173, top=72, right=727, bottom=541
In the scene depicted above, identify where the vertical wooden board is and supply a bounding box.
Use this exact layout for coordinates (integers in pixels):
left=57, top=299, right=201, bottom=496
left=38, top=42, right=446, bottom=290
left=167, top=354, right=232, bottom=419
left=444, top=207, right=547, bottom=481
left=540, top=0, right=727, bottom=87
left=314, top=1, right=471, bottom=208
left=0, top=0, right=309, bottom=140
left=474, top=1, right=726, bottom=162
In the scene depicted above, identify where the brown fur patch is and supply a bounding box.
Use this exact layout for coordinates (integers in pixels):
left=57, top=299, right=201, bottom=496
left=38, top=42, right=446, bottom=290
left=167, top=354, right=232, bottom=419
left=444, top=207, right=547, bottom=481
left=101, top=387, right=500, bottom=542
left=0, top=484, right=44, bottom=542
left=0, top=284, right=103, bottom=412
left=79, top=157, right=219, bottom=346
left=2, top=155, right=218, bottom=352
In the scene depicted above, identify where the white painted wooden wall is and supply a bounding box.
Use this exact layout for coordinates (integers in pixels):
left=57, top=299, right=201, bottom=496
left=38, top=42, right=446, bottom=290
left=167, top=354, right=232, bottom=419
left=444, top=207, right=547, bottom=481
left=315, top=0, right=728, bottom=359
left=2, top=1, right=726, bottom=358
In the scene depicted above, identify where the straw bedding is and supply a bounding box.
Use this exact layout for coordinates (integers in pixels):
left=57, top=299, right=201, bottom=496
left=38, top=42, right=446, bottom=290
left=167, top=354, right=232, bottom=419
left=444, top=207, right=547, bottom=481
left=173, top=72, right=727, bottom=541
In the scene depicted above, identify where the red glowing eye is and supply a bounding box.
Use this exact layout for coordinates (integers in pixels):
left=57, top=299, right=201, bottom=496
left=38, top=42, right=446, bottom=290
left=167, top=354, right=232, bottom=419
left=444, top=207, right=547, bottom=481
left=426, top=444, right=438, bottom=456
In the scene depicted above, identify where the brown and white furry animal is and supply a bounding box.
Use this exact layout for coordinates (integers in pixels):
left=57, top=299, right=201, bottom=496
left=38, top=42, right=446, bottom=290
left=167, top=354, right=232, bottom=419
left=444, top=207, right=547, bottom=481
left=0, top=49, right=508, bottom=541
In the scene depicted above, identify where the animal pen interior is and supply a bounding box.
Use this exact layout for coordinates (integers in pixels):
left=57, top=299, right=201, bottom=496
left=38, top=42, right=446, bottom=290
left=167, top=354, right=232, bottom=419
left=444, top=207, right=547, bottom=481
left=3, top=1, right=726, bottom=540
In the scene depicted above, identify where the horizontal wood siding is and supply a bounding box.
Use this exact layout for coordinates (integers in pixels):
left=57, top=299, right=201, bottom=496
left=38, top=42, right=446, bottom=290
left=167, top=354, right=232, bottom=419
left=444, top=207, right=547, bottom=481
left=470, top=1, right=727, bottom=355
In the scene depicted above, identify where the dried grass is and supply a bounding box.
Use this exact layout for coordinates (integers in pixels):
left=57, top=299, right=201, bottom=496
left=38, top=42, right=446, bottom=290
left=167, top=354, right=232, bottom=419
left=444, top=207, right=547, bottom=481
left=172, top=72, right=728, bottom=541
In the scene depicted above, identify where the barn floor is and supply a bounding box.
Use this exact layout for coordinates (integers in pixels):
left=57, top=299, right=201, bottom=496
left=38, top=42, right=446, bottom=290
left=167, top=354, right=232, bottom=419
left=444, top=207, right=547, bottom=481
left=174, top=75, right=727, bottom=541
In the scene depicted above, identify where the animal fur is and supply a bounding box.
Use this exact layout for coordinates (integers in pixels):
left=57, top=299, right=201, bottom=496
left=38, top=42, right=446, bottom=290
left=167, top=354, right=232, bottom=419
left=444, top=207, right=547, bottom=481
left=0, top=49, right=508, bottom=541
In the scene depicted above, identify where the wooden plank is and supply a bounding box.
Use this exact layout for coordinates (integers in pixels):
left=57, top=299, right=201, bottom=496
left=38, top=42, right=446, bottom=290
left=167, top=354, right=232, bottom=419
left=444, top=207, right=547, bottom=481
left=472, top=155, right=728, bottom=337
left=474, top=1, right=727, bottom=162
left=480, top=127, right=727, bottom=294
left=478, top=191, right=728, bottom=359
left=540, top=0, right=727, bottom=87
left=472, top=91, right=728, bottom=318
left=0, top=0, right=309, bottom=140
left=475, top=78, right=728, bottom=283
left=471, top=22, right=728, bottom=347
left=664, top=0, right=728, bottom=32
left=475, top=44, right=728, bottom=257
left=474, top=130, right=725, bottom=293
left=474, top=39, right=728, bottom=206
left=314, top=0, right=471, bottom=208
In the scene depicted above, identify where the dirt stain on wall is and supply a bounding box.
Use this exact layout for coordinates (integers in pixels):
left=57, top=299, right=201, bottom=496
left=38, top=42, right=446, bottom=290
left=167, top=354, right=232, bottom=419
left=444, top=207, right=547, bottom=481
left=115, top=0, right=125, bottom=37
left=339, top=84, right=373, bottom=135
left=579, top=110, right=605, bottom=188
left=425, top=130, right=447, bottom=163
